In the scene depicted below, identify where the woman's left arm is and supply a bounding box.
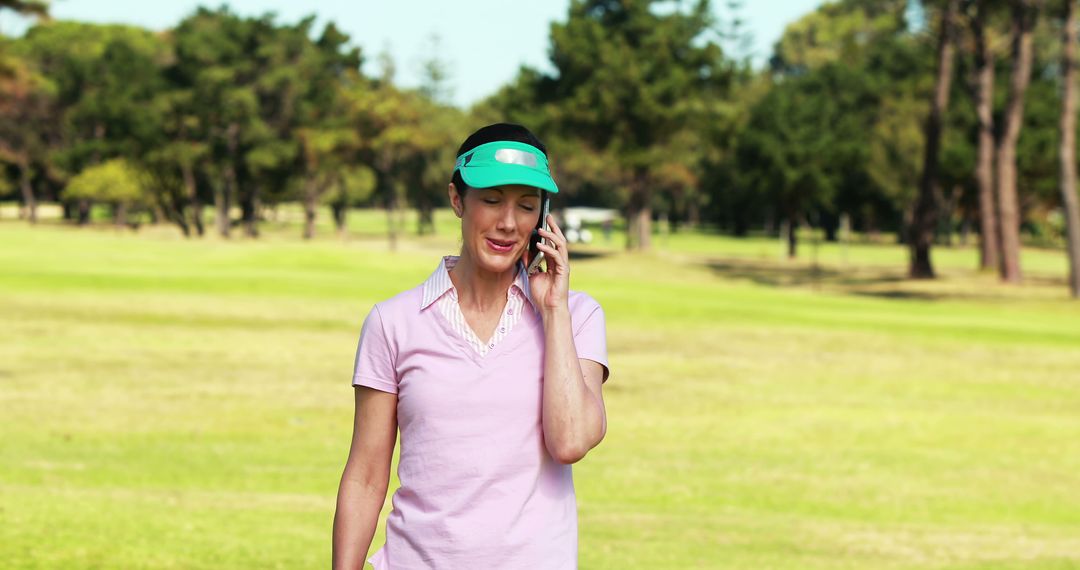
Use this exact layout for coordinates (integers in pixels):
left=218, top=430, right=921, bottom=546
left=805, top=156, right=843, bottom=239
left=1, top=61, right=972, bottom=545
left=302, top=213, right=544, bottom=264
left=531, top=215, right=607, bottom=464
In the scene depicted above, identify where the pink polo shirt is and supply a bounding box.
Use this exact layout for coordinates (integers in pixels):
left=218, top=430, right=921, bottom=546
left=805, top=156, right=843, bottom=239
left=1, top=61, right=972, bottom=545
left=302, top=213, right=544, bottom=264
left=351, top=256, right=609, bottom=570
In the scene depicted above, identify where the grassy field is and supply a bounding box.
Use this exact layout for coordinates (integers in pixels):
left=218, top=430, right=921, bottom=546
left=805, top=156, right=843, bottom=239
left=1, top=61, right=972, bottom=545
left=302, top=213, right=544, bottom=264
left=1, top=209, right=1079, bottom=569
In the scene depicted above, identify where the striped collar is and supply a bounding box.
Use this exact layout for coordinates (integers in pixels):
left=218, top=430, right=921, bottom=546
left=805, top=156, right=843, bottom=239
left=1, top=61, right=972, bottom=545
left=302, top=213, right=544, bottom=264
left=420, top=255, right=535, bottom=312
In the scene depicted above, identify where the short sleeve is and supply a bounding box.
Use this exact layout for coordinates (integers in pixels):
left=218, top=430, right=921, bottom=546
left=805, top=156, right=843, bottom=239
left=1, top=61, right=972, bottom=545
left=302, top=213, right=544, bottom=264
left=573, top=298, right=610, bottom=383
left=351, top=305, right=398, bottom=394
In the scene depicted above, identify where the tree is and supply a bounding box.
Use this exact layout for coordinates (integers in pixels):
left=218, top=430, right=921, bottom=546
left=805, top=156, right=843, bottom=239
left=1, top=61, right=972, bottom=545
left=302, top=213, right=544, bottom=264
left=0, top=1, right=49, bottom=76
left=413, top=37, right=463, bottom=235
left=417, top=33, right=453, bottom=106
left=13, top=21, right=169, bottom=224
left=537, top=0, right=733, bottom=250
left=169, top=8, right=364, bottom=240
left=763, top=0, right=948, bottom=247
left=63, top=158, right=146, bottom=225
left=0, top=54, right=55, bottom=223
left=0, top=1, right=48, bottom=17
left=148, top=88, right=209, bottom=237
left=1059, top=0, right=1080, bottom=297
left=996, top=0, right=1041, bottom=283
left=867, top=93, right=927, bottom=232
left=295, top=127, right=356, bottom=239
left=290, top=20, right=364, bottom=240
left=968, top=0, right=1001, bottom=270
left=354, top=83, right=442, bottom=249
left=736, top=64, right=872, bottom=257
left=324, top=165, right=376, bottom=238
left=910, top=0, right=961, bottom=279
left=771, top=0, right=910, bottom=72
left=171, top=8, right=267, bottom=238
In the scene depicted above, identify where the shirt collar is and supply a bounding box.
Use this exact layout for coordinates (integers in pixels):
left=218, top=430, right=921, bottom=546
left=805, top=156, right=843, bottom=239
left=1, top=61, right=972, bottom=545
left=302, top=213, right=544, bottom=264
left=420, top=255, right=535, bottom=311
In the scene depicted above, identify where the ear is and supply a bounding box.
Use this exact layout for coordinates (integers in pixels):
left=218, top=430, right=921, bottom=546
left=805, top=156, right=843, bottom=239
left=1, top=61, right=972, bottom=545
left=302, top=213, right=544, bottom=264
left=448, top=183, right=463, bottom=218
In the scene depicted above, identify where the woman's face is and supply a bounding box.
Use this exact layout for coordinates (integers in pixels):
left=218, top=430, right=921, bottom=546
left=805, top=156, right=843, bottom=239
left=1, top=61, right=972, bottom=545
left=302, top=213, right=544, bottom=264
left=450, top=183, right=542, bottom=274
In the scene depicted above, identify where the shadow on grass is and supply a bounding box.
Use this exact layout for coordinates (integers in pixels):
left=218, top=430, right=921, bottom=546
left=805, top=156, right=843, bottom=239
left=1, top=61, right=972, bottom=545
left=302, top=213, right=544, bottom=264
left=849, top=289, right=942, bottom=301
left=708, top=256, right=1071, bottom=302
left=568, top=249, right=612, bottom=261
left=700, top=258, right=1060, bottom=302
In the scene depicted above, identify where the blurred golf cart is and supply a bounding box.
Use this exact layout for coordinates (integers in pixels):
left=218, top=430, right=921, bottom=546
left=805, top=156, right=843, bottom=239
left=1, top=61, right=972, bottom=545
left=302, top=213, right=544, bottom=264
left=560, top=207, right=618, bottom=244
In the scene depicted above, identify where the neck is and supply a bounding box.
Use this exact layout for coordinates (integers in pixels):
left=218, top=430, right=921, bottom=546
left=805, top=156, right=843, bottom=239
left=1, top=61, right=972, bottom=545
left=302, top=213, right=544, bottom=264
left=449, top=251, right=517, bottom=312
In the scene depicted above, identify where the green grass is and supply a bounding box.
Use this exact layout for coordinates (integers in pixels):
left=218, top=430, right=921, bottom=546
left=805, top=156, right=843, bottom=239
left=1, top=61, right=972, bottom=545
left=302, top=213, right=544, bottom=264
left=1, top=209, right=1079, bottom=569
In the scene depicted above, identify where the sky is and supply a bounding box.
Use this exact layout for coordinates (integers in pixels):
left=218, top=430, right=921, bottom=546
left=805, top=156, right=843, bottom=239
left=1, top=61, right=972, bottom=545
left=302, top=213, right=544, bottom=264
left=0, top=0, right=826, bottom=108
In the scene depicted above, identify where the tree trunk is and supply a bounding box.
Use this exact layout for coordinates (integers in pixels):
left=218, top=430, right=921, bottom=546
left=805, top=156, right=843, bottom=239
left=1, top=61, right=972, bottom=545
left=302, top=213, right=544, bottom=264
left=787, top=211, right=798, bottom=258
left=898, top=203, right=916, bottom=245
left=77, top=199, right=90, bottom=225
left=863, top=205, right=879, bottom=241
left=996, top=0, right=1037, bottom=284
left=218, top=123, right=240, bottom=239
left=332, top=202, right=348, bottom=239
left=171, top=206, right=191, bottom=237
left=940, top=185, right=963, bottom=246
left=84, top=123, right=103, bottom=227
left=840, top=213, right=852, bottom=264
left=417, top=199, right=435, bottom=235
left=686, top=196, right=700, bottom=229
left=155, top=180, right=190, bottom=236
left=17, top=157, right=36, bottom=224
left=821, top=211, right=839, bottom=242
left=242, top=183, right=260, bottom=238
left=303, top=177, right=318, bottom=240
left=626, top=169, right=652, bottom=251
left=823, top=222, right=838, bottom=242
left=910, top=0, right=959, bottom=279
left=115, top=202, right=127, bottom=228
left=214, top=180, right=230, bottom=238
left=149, top=200, right=164, bottom=226
left=181, top=162, right=204, bottom=237
left=973, top=0, right=1000, bottom=270
left=1060, top=0, right=1080, bottom=298
left=732, top=216, right=749, bottom=237
left=386, top=207, right=398, bottom=251
left=636, top=204, right=652, bottom=250
left=386, top=184, right=399, bottom=251
left=192, top=202, right=204, bottom=236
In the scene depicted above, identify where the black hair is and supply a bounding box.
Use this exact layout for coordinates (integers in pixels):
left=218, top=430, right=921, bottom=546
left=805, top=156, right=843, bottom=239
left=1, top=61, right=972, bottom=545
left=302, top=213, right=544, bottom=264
left=450, top=123, right=548, bottom=199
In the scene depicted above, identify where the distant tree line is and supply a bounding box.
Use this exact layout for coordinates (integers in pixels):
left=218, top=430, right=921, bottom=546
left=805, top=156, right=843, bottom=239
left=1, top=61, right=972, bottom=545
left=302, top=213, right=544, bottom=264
left=0, top=4, right=462, bottom=246
left=1, top=0, right=1079, bottom=296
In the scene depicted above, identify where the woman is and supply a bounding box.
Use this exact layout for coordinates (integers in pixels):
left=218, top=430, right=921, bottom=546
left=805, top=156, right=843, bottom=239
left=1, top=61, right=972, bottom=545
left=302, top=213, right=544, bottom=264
left=332, top=123, right=610, bottom=570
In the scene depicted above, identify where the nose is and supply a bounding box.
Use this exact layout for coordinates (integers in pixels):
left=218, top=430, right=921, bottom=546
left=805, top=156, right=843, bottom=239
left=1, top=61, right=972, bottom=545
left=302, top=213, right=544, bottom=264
left=495, top=203, right=517, bottom=233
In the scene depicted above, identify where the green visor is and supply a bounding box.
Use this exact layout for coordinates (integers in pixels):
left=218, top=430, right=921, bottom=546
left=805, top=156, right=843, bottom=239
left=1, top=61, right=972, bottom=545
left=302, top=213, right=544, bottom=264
left=454, top=141, right=559, bottom=194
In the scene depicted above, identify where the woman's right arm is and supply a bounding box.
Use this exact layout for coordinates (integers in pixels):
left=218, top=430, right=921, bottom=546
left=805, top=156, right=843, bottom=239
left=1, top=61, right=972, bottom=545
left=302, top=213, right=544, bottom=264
left=332, top=386, right=398, bottom=570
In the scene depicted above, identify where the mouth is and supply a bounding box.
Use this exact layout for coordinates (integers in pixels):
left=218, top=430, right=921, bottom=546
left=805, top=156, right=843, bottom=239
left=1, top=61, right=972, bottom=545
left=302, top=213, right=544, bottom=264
left=485, top=237, right=516, bottom=254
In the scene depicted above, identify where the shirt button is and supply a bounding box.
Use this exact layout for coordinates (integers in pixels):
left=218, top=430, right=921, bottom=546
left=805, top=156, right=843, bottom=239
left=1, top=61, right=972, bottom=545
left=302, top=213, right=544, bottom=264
left=500, top=327, right=506, bottom=333
left=507, top=308, right=513, bottom=315
left=489, top=343, right=495, bottom=349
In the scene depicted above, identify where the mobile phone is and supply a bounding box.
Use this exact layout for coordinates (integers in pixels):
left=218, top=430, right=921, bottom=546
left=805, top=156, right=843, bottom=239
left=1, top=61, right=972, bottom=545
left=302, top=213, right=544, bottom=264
left=526, top=194, right=550, bottom=274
